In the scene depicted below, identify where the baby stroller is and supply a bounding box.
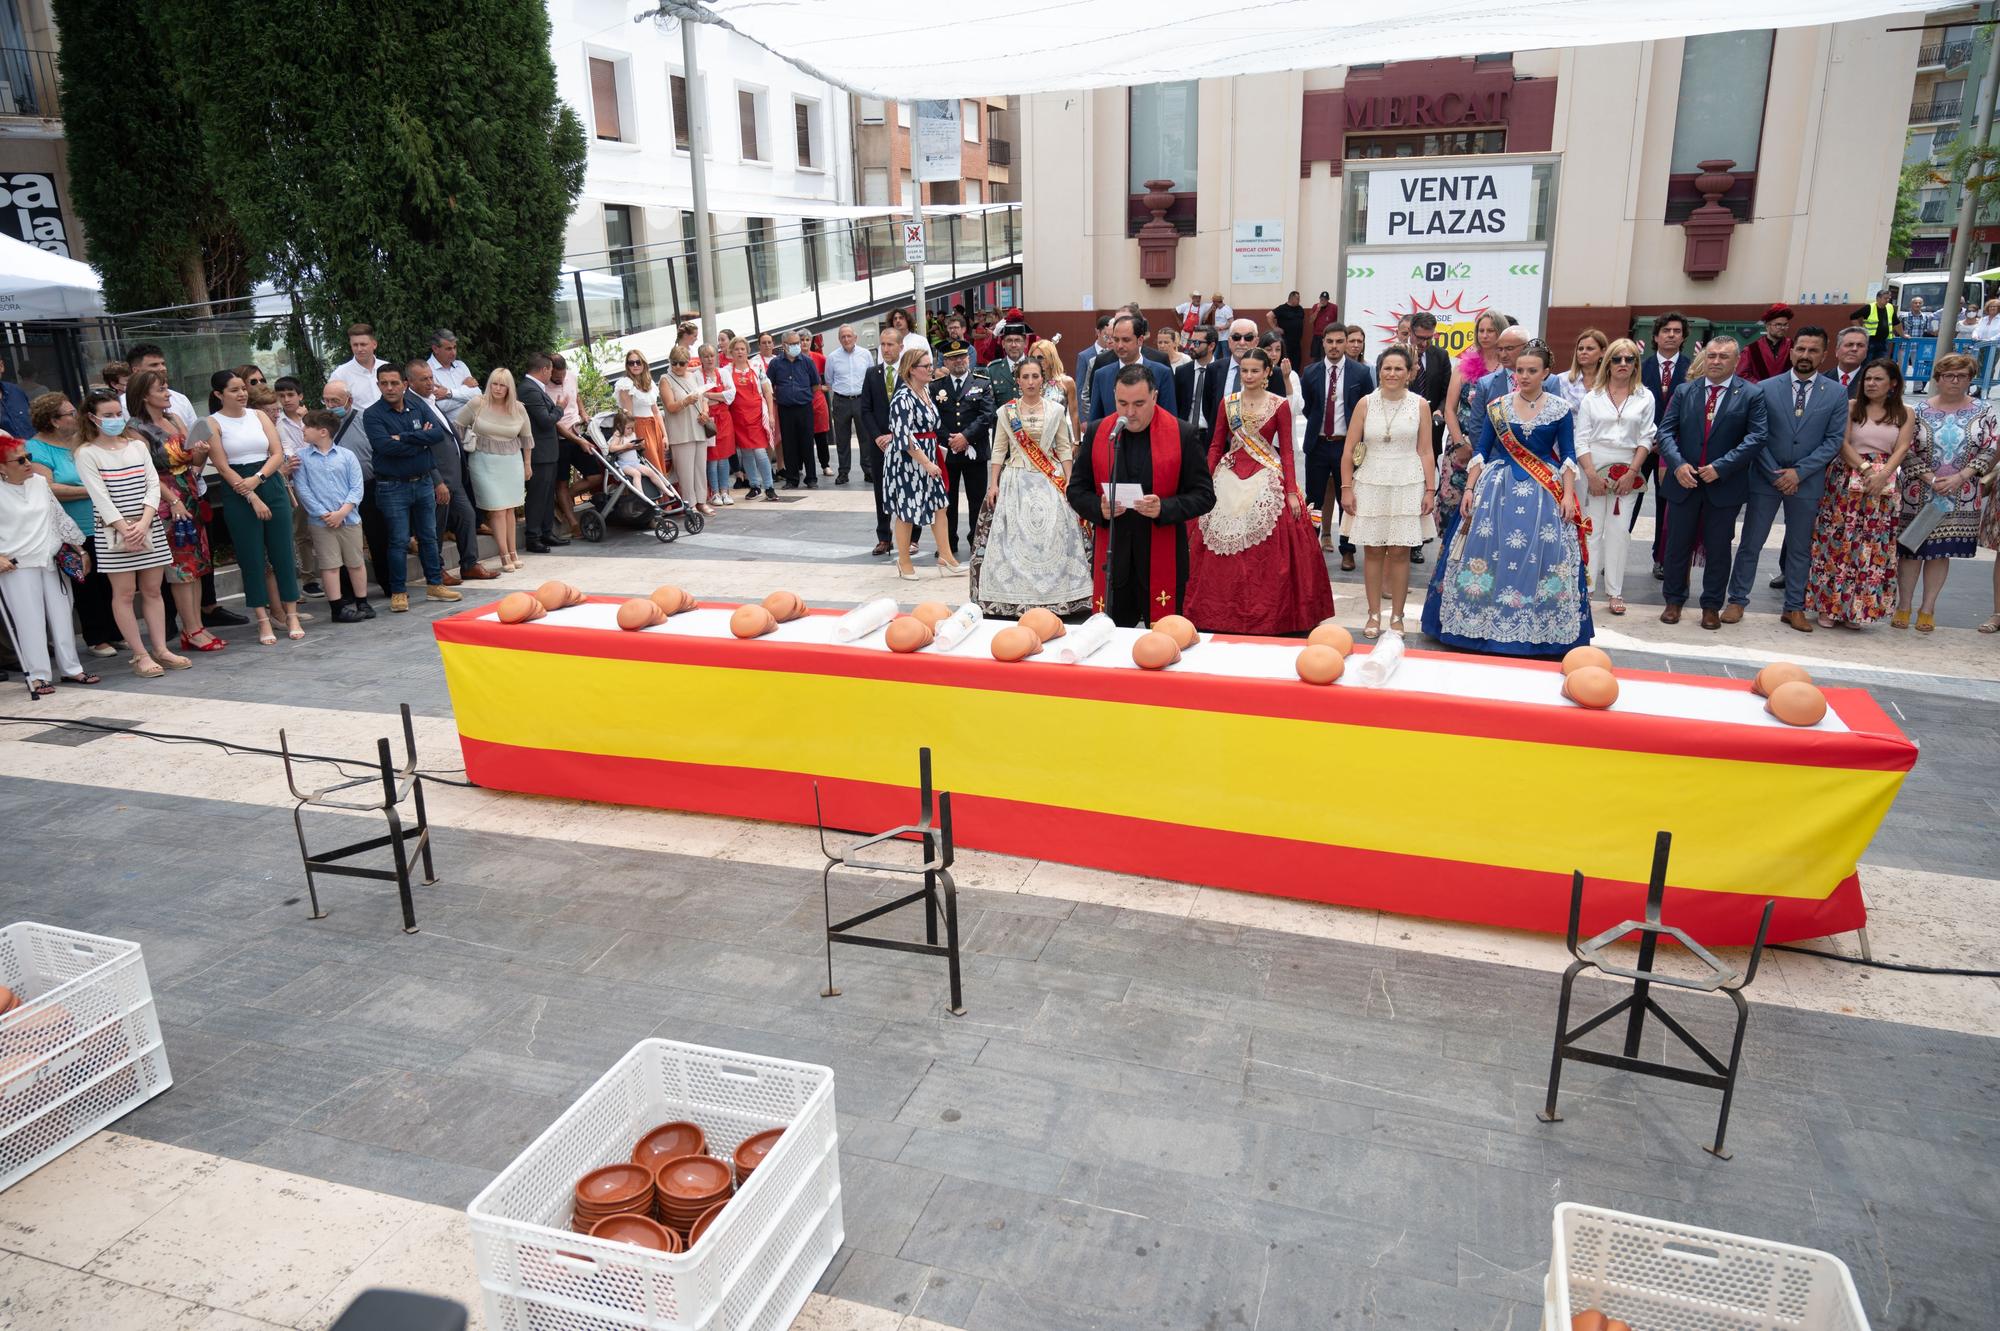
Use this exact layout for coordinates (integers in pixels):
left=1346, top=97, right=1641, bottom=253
left=575, top=410, right=706, bottom=544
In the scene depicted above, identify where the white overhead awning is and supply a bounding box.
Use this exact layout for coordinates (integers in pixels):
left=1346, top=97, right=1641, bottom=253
left=681, top=0, right=1932, bottom=98
left=0, top=233, right=104, bottom=320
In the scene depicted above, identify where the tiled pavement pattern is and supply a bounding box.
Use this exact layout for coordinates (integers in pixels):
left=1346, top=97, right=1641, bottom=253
left=3, top=485, right=1996, bottom=1330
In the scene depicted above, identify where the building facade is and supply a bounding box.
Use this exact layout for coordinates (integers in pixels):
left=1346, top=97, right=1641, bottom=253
left=1021, top=23, right=1919, bottom=356
left=0, top=0, right=80, bottom=259
left=1898, top=4, right=1988, bottom=274
left=554, top=1, right=855, bottom=334
left=851, top=97, right=1019, bottom=210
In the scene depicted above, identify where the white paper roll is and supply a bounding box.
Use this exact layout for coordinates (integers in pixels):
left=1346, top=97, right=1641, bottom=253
left=932, top=603, right=985, bottom=652
left=1344, top=630, right=1405, bottom=688
left=832, top=597, right=899, bottom=643
left=1054, top=613, right=1116, bottom=664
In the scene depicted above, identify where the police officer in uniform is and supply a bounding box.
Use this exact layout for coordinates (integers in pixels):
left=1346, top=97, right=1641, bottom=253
left=980, top=321, right=1032, bottom=410
left=930, top=337, right=997, bottom=557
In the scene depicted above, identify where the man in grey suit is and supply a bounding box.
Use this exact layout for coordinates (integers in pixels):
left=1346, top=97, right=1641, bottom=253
left=1725, top=327, right=1845, bottom=632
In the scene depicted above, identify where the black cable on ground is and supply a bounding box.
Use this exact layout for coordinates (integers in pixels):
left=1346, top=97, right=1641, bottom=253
left=1765, top=943, right=2000, bottom=979
left=0, top=714, right=479, bottom=787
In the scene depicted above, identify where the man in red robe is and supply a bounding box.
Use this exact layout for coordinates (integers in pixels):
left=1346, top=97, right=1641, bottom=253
left=1736, top=303, right=1793, bottom=383
left=1066, top=365, right=1215, bottom=627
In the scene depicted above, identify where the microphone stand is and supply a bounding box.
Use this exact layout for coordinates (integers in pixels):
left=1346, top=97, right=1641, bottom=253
left=1102, top=414, right=1127, bottom=628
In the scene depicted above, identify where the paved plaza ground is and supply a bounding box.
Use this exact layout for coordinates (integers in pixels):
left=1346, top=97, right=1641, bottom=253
left=1, top=484, right=1996, bottom=1330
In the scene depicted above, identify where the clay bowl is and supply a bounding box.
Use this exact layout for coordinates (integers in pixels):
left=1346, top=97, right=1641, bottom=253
left=631, top=1121, right=707, bottom=1175
left=575, top=1162, right=653, bottom=1212
left=588, top=1213, right=682, bottom=1253
left=655, top=1154, right=732, bottom=1207
left=688, top=1200, right=728, bottom=1248
left=733, top=1128, right=783, bottom=1182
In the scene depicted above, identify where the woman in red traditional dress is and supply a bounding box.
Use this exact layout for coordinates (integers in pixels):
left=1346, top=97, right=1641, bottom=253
left=1183, top=347, right=1337, bottom=634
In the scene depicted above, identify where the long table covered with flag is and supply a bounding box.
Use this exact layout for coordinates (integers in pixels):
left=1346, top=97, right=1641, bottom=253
left=434, top=599, right=1916, bottom=944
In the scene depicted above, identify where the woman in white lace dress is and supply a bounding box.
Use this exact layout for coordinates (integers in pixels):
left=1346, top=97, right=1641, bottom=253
left=969, top=358, right=1093, bottom=616
left=1340, top=346, right=1438, bottom=636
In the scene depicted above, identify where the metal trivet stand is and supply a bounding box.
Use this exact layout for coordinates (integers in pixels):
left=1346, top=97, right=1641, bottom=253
left=1538, top=830, right=1772, bottom=1160
left=281, top=702, right=437, bottom=934
left=814, top=747, right=965, bottom=1015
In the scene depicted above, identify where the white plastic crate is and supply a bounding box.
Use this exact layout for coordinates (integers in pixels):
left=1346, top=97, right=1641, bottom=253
left=469, top=1038, right=841, bottom=1331
left=0, top=922, right=172, bottom=1192
left=1545, top=1203, right=1870, bottom=1331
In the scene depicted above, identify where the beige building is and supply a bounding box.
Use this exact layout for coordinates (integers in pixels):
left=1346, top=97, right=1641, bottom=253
left=852, top=97, right=1020, bottom=209
left=1021, top=23, right=1920, bottom=355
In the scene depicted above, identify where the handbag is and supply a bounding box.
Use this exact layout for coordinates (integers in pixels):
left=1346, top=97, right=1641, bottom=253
left=1898, top=494, right=1952, bottom=554
left=55, top=542, right=87, bottom=582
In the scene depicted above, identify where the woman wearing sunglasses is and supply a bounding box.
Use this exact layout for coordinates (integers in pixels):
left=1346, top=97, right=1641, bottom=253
left=1573, top=339, right=1654, bottom=615
left=617, top=353, right=667, bottom=478
left=882, top=347, right=956, bottom=579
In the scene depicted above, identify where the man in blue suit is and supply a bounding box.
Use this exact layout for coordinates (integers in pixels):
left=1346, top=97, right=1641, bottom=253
left=1655, top=338, right=1769, bottom=629
left=1726, top=327, right=1846, bottom=632
left=1300, top=322, right=1374, bottom=565
left=1087, top=313, right=1175, bottom=427
left=1637, top=313, right=1693, bottom=578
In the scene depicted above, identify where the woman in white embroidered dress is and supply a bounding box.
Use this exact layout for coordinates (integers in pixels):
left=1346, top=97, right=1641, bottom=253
left=969, top=358, right=1092, bottom=616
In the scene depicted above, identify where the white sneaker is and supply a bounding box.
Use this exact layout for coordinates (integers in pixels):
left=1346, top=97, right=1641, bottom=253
left=717, top=493, right=733, bottom=506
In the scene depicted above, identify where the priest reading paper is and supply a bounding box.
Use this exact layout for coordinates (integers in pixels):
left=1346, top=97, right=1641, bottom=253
left=1067, top=365, right=1215, bottom=626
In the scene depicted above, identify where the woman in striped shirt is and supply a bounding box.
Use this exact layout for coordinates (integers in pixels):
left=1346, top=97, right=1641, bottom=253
left=74, top=388, right=186, bottom=677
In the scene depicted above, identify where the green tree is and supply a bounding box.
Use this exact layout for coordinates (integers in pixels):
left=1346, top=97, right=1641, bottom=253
left=1889, top=161, right=1936, bottom=263
left=52, top=0, right=257, bottom=311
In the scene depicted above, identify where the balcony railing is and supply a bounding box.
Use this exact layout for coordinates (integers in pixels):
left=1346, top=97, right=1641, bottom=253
left=0, top=47, right=60, bottom=119
left=1912, top=99, right=1963, bottom=124
left=553, top=204, right=1025, bottom=352
left=986, top=137, right=1011, bottom=166
left=1918, top=39, right=1974, bottom=68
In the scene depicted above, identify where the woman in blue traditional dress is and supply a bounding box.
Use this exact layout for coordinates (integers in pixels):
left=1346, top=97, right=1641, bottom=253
left=1422, top=341, right=1593, bottom=656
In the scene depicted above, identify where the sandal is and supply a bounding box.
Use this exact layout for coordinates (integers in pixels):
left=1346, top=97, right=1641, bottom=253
left=1891, top=609, right=1910, bottom=630
left=156, top=651, right=191, bottom=670
left=1608, top=597, right=1626, bottom=615
left=179, top=630, right=226, bottom=653
left=1916, top=611, right=1935, bottom=634
left=131, top=656, right=164, bottom=679
left=286, top=612, right=306, bottom=641
left=1364, top=614, right=1382, bottom=640
left=61, top=672, right=102, bottom=685
left=1979, top=615, right=2000, bottom=634
left=28, top=680, right=54, bottom=699
left=1390, top=614, right=1406, bottom=634
left=255, top=612, right=277, bottom=646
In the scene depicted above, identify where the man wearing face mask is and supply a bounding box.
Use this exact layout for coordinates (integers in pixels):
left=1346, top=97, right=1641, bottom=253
left=768, top=330, right=822, bottom=488
left=321, top=379, right=383, bottom=617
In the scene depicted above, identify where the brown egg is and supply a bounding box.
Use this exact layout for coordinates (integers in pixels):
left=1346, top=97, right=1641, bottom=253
left=885, top=617, right=933, bottom=653
left=617, top=598, right=660, bottom=631
left=1562, top=645, right=1613, bottom=676
left=563, top=583, right=587, bottom=607
left=534, top=580, right=571, bottom=612
left=496, top=591, right=544, bottom=624
left=1132, top=631, right=1180, bottom=670
left=1767, top=680, right=1828, bottom=726
left=1753, top=661, right=1812, bottom=697
left=1153, top=614, right=1198, bottom=649
left=730, top=604, right=776, bottom=639
left=991, top=626, right=1041, bottom=661
left=912, top=601, right=953, bottom=629
left=650, top=585, right=686, bottom=616
left=1296, top=644, right=1345, bottom=685
left=1564, top=665, right=1619, bottom=709
left=1308, top=622, right=1354, bottom=654
left=679, top=588, right=698, bottom=612
left=762, top=590, right=806, bottom=622
left=1019, top=608, right=1066, bottom=642
left=1571, top=1312, right=1609, bottom=1331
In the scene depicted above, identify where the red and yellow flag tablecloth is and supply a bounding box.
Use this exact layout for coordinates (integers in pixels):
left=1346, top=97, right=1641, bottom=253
left=435, top=601, right=1916, bottom=944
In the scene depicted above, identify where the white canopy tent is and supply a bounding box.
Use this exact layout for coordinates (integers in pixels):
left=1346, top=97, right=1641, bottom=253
left=678, top=0, right=1933, bottom=98
left=0, top=234, right=103, bottom=320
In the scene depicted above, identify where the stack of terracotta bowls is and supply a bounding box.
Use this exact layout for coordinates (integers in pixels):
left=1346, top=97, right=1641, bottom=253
left=688, top=1201, right=728, bottom=1247
left=733, top=1128, right=783, bottom=1186
left=655, top=1154, right=733, bottom=1243
left=571, top=1163, right=654, bottom=1234
left=588, top=1212, right=682, bottom=1253
left=632, top=1120, right=706, bottom=1177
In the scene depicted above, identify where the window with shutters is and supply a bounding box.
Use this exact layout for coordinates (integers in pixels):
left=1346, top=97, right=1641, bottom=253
left=669, top=73, right=690, bottom=151
left=738, top=87, right=765, bottom=162
left=862, top=168, right=889, bottom=206
left=588, top=57, right=626, bottom=142
left=859, top=97, right=886, bottom=124
left=794, top=98, right=819, bottom=169
left=962, top=100, right=980, bottom=143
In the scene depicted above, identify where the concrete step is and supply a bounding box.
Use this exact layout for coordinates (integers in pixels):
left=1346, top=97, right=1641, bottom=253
left=211, top=532, right=505, bottom=603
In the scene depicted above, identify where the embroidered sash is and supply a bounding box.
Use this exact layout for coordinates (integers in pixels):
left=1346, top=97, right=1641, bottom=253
left=1224, top=394, right=1284, bottom=474
left=1006, top=403, right=1066, bottom=495
left=1486, top=398, right=1591, bottom=569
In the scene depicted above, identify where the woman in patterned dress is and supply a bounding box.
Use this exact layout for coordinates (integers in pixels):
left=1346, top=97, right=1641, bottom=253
left=1340, top=346, right=1437, bottom=636
left=127, top=370, right=221, bottom=653
left=1182, top=347, right=1335, bottom=634
left=1422, top=342, right=1592, bottom=657
left=1899, top=354, right=2000, bottom=632
left=882, top=346, right=958, bottom=580
left=1807, top=360, right=1913, bottom=629
left=969, top=357, right=1092, bottom=616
